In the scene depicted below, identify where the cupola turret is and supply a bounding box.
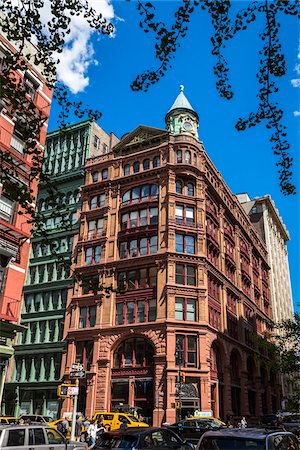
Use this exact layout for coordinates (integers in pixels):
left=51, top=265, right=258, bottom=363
left=165, top=85, right=199, bottom=139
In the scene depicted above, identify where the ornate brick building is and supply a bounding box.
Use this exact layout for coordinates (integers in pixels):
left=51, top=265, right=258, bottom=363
left=61, top=86, right=280, bottom=424
left=0, top=26, right=52, bottom=407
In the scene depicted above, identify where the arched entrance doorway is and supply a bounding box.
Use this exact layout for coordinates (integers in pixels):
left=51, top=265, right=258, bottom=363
left=112, top=337, right=154, bottom=423
left=210, top=343, right=224, bottom=420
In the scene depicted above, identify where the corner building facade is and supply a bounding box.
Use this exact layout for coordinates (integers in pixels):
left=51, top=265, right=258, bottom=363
left=62, top=88, right=280, bottom=424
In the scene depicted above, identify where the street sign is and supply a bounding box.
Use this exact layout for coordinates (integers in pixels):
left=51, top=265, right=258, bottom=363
left=70, top=370, right=86, bottom=379
left=57, top=384, right=78, bottom=398
left=67, top=386, right=79, bottom=396
left=71, top=363, right=84, bottom=371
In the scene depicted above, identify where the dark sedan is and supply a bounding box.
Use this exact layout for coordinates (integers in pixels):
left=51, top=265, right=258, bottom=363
left=164, top=420, right=220, bottom=444
left=94, top=427, right=194, bottom=450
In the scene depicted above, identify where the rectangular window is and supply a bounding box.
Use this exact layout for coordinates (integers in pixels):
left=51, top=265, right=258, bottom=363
left=140, top=238, right=147, bottom=256
left=150, top=235, right=158, bottom=254
left=116, top=299, right=156, bottom=325
left=187, top=299, right=196, bottom=321
left=85, top=247, right=93, bottom=264
left=176, top=234, right=184, bottom=252
left=175, top=264, right=184, bottom=284
left=130, top=211, right=138, bottom=228
left=116, top=303, right=124, bottom=325
left=186, top=235, right=195, bottom=254
left=137, top=301, right=145, bottom=323
left=79, top=307, right=87, bottom=328
left=186, top=207, right=194, bottom=223
left=140, top=209, right=147, bottom=226
left=130, top=240, right=138, bottom=257
left=176, top=234, right=195, bottom=253
left=175, top=264, right=196, bottom=286
left=121, top=213, right=128, bottom=230
left=175, top=334, right=197, bottom=367
left=120, top=242, right=127, bottom=259
left=150, top=207, right=158, bottom=225
left=126, top=302, right=134, bottom=323
left=175, top=298, right=184, bottom=320
left=175, top=205, right=183, bottom=222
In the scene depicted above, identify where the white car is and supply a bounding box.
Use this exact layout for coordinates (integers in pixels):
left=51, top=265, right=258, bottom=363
left=0, top=424, right=87, bottom=449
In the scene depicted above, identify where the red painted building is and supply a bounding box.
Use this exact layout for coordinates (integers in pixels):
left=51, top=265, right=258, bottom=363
left=0, top=29, right=52, bottom=404
left=61, top=87, right=280, bottom=424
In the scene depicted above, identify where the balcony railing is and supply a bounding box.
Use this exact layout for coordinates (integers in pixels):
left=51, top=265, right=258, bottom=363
left=0, top=296, right=20, bottom=322
left=10, top=135, right=25, bottom=155
left=0, top=196, right=15, bottom=223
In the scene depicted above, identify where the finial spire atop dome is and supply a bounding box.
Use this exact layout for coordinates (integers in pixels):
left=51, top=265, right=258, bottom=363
left=165, top=85, right=199, bottom=139
left=167, top=84, right=197, bottom=116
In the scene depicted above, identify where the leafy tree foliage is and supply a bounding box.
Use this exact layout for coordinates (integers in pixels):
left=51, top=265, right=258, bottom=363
left=253, top=313, right=300, bottom=411
left=0, top=0, right=299, bottom=287
left=132, top=0, right=299, bottom=195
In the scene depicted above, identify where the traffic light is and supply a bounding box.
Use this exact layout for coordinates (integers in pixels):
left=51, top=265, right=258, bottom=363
left=57, top=384, right=69, bottom=397
left=180, top=372, right=185, bottom=383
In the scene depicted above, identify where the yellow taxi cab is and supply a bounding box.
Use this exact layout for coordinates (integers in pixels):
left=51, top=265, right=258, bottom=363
left=187, top=415, right=226, bottom=427
left=49, top=417, right=85, bottom=439
left=0, top=417, right=17, bottom=425
left=93, top=412, right=148, bottom=431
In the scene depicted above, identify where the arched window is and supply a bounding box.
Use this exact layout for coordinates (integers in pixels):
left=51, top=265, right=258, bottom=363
left=113, top=338, right=154, bottom=368
left=102, top=169, right=108, bottom=180
left=185, top=150, right=191, bottom=164
left=187, top=182, right=194, bottom=196
left=133, top=161, right=140, bottom=173
left=92, top=171, right=98, bottom=182
left=177, top=150, right=182, bottom=163
left=124, top=164, right=130, bottom=176
left=143, top=159, right=150, bottom=170
left=176, top=180, right=183, bottom=194
left=153, top=156, right=160, bottom=167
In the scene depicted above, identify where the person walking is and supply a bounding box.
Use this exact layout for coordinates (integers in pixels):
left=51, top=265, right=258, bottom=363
left=58, top=418, right=69, bottom=438
left=87, top=419, right=99, bottom=447
left=75, top=416, right=82, bottom=442
left=240, top=417, right=247, bottom=428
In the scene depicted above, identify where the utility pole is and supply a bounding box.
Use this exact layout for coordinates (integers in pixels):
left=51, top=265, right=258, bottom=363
left=70, top=378, right=79, bottom=442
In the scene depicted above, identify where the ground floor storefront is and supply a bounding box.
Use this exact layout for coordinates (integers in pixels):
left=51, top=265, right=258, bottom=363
left=3, top=383, right=61, bottom=420
left=61, top=326, right=281, bottom=425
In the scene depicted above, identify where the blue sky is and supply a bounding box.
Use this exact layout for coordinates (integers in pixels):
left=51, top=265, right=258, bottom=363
left=48, top=1, right=300, bottom=312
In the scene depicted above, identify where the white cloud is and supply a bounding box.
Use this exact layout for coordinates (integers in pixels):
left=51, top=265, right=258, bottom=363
left=291, top=79, right=300, bottom=88
left=45, top=0, right=115, bottom=93
left=291, top=43, right=300, bottom=90
left=293, top=111, right=300, bottom=117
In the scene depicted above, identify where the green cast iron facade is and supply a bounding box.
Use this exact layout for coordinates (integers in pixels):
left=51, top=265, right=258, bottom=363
left=4, top=119, right=113, bottom=418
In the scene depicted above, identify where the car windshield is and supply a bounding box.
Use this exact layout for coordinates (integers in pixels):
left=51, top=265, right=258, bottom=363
left=98, top=436, right=138, bottom=449
left=199, top=437, right=266, bottom=450
left=127, top=415, right=139, bottom=423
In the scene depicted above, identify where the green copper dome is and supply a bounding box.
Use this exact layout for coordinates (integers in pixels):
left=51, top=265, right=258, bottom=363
left=165, top=85, right=199, bottom=138
left=167, top=85, right=197, bottom=116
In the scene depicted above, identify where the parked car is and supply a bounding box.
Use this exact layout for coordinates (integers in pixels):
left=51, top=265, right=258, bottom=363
left=282, top=414, right=300, bottom=439
left=0, top=424, right=87, bottom=449
left=18, top=415, right=52, bottom=424
left=196, top=427, right=299, bottom=450
left=0, top=418, right=17, bottom=425
left=260, top=414, right=279, bottom=427
left=94, top=427, right=194, bottom=450
left=93, top=412, right=148, bottom=431
left=164, top=419, right=222, bottom=443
